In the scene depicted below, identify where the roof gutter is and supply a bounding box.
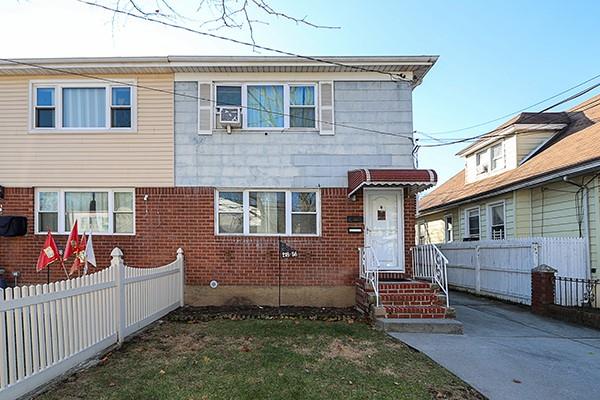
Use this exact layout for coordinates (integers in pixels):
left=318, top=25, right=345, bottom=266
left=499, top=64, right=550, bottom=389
left=419, top=158, right=600, bottom=216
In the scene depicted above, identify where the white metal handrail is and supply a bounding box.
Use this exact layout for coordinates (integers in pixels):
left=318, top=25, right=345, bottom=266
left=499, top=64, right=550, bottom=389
left=412, top=243, right=449, bottom=307
left=359, top=247, right=381, bottom=307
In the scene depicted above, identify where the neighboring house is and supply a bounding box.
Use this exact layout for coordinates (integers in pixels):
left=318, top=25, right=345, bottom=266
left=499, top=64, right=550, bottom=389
left=417, top=95, right=600, bottom=278
left=0, top=55, right=444, bottom=310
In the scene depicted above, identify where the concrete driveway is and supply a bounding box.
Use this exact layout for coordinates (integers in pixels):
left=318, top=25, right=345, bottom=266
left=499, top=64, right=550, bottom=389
left=391, top=291, right=600, bottom=400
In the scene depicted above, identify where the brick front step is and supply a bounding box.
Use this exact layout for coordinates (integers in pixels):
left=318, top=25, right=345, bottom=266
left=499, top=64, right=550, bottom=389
left=379, top=281, right=432, bottom=290
left=380, top=293, right=443, bottom=307
left=385, top=313, right=447, bottom=319
left=376, top=318, right=463, bottom=334
left=384, top=305, right=447, bottom=314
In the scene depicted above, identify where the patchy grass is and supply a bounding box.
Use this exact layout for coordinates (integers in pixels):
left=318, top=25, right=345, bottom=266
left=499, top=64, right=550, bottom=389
left=36, top=319, right=482, bottom=400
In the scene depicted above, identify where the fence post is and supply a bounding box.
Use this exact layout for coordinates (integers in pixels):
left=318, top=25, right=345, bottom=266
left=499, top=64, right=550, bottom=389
left=532, top=242, right=540, bottom=269
left=111, top=247, right=126, bottom=344
left=475, top=246, right=481, bottom=294
left=531, top=264, right=556, bottom=315
left=177, top=248, right=185, bottom=307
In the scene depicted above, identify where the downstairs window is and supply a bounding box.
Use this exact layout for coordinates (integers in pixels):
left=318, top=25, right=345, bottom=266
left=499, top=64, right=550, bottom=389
left=216, top=190, right=320, bottom=236
left=36, top=189, right=134, bottom=234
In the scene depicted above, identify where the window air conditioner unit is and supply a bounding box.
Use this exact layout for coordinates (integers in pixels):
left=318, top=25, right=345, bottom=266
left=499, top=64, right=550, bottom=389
left=476, top=164, right=488, bottom=174
left=218, top=107, right=242, bottom=132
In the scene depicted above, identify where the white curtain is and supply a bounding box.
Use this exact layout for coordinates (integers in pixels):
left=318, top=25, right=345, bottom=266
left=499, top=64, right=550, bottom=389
left=62, top=88, right=106, bottom=128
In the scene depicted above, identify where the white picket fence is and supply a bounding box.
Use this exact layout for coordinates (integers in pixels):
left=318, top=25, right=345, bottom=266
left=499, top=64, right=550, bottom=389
left=0, top=247, right=185, bottom=400
left=434, top=237, right=587, bottom=305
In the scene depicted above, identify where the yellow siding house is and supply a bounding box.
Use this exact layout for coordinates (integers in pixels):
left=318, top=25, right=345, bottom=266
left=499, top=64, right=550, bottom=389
left=418, top=95, right=600, bottom=278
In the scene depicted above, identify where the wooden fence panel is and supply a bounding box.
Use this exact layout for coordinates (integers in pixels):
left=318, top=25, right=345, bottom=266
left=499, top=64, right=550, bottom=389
left=437, top=237, right=586, bottom=304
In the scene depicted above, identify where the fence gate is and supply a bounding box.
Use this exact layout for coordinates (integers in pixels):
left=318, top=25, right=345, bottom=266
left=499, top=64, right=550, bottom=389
left=431, top=238, right=587, bottom=305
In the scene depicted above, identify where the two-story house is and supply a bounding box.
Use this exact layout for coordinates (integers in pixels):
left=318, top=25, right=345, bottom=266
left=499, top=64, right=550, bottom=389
left=417, top=95, right=600, bottom=278
left=0, top=56, right=445, bottom=312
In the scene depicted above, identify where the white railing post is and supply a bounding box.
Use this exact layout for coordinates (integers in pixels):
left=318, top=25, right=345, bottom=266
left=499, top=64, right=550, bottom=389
left=177, top=248, right=185, bottom=307
left=111, top=247, right=126, bottom=344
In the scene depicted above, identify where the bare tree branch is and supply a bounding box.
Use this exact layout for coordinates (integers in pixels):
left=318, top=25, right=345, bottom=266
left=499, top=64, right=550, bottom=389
left=90, top=0, right=339, bottom=45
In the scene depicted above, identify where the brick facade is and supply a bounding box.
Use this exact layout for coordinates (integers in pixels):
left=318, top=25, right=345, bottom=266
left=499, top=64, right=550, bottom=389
left=1, top=187, right=418, bottom=296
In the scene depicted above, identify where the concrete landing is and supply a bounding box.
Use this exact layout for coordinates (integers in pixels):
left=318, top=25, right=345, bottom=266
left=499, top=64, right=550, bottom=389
left=376, top=318, right=464, bottom=334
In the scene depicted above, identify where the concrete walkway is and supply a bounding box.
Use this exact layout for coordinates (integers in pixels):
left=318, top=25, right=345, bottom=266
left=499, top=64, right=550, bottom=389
left=391, top=291, right=600, bottom=400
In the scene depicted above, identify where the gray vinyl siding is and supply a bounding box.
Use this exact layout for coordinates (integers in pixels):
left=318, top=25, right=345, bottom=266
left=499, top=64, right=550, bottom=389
left=174, top=81, right=414, bottom=188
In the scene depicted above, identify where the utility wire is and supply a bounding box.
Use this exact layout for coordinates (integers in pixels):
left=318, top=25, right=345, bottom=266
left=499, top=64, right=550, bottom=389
left=75, top=0, right=416, bottom=82
left=418, top=83, right=600, bottom=148
left=416, top=97, right=600, bottom=143
left=424, top=72, right=600, bottom=135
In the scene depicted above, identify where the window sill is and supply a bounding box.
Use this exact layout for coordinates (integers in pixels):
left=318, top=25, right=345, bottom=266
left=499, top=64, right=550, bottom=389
left=215, top=233, right=320, bottom=238
left=29, top=128, right=137, bottom=134
left=207, top=128, right=320, bottom=135
left=35, top=232, right=136, bottom=236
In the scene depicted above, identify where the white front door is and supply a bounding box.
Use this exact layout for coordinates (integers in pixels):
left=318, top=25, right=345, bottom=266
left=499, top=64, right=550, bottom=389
left=365, top=189, right=404, bottom=271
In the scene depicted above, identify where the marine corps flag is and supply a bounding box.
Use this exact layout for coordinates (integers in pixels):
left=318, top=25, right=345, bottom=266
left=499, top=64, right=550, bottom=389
left=63, top=221, right=79, bottom=261
left=36, top=231, right=61, bottom=272
left=69, top=233, right=85, bottom=276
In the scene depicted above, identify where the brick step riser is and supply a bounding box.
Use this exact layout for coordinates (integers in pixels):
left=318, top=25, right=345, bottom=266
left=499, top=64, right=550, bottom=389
left=383, top=301, right=444, bottom=307
left=378, top=289, right=439, bottom=295
left=386, top=314, right=447, bottom=319
left=384, top=307, right=447, bottom=314
left=379, top=284, right=432, bottom=290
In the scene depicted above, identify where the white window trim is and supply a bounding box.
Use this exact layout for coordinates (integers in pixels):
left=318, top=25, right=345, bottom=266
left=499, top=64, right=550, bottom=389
left=475, top=140, right=505, bottom=175
left=214, top=189, right=321, bottom=237
left=35, top=188, right=136, bottom=235
left=212, top=82, right=319, bottom=131
left=487, top=200, right=506, bottom=240
left=490, top=142, right=504, bottom=171
left=464, top=206, right=481, bottom=239
left=444, top=213, right=453, bottom=243
left=29, top=80, right=137, bottom=133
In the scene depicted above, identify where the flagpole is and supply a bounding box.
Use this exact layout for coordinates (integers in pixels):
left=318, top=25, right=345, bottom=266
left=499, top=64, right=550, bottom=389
left=46, top=265, right=50, bottom=285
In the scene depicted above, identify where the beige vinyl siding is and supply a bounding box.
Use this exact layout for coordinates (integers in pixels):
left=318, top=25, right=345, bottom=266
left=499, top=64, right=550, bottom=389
left=0, top=74, right=174, bottom=187
left=515, top=131, right=555, bottom=164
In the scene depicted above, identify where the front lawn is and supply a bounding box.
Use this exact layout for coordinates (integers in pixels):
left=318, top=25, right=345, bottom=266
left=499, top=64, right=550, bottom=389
left=37, top=318, right=482, bottom=400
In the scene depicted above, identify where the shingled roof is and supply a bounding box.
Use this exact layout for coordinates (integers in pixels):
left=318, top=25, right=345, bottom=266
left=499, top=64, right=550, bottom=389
left=419, top=94, right=600, bottom=214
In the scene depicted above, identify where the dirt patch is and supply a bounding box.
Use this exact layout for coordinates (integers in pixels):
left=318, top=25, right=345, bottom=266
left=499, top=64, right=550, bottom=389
left=168, top=305, right=362, bottom=323
left=322, top=338, right=376, bottom=363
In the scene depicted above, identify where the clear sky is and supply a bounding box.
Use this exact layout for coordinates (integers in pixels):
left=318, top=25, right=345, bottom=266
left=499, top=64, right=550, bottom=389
left=2, top=0, right=599, bottom=184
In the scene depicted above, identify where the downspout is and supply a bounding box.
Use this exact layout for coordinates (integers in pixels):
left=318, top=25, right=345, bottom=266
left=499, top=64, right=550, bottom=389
left=563, top=176, right=592, bottom=279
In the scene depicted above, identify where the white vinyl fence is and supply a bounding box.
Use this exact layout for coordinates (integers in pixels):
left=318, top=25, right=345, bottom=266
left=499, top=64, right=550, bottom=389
left=436, top=237, right=587, bottom=305
left=0, top=247, right=185, bottom=400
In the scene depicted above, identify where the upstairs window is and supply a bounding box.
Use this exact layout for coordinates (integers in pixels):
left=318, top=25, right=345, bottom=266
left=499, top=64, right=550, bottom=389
left=475, top=150, right=489, bottom=174
left=111, top=87, right=132, bottom=128
left=31, top=82, right=134, bottom=131
left=491, top=143, right=504, bottom=170
left=465, top=207, right=480, bottom=239
left=247, top=85, right=284, bottom=128
left=475, top=141, right=504, bottom=175
left=213, top=83, right=318, bottom=130
left=489, top=202, right=505, bottom=240
left=62, top=88, right=106, bottom=128
left=35, top=88, right=56, bottom=128
left=289, top=85, right=316, bottom=128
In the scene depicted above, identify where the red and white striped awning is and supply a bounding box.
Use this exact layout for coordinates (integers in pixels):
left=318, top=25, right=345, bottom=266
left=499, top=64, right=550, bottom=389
left=347, top=169, right=437, bottom=197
